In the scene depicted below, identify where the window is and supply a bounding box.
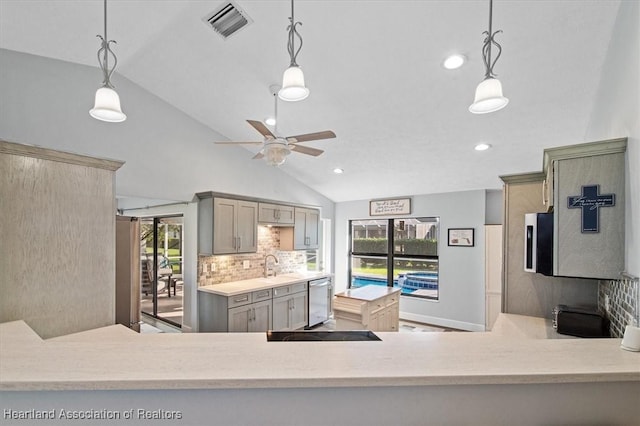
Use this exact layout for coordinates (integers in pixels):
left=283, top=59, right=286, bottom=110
left=349, top=217, right=439, bottom=299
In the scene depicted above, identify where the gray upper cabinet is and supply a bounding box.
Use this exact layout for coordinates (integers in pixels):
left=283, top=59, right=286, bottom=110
left=213, top=198, right=258, bottom=254
left=294, top=207, right=320, bottom=250
left=197, top=194, right=257, bottom=255
left=545, top=138, right=626, bottom=279
left=258, top=202, right=295, bottom=225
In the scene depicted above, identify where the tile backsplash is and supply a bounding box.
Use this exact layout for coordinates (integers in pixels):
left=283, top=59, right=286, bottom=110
left=599, top=275, right=639, bottom=338
left=198, top=226, right=309, bottom=286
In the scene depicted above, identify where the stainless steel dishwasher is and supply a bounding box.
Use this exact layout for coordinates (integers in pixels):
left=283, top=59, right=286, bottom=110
left=307, top=277, right=332, bottom=328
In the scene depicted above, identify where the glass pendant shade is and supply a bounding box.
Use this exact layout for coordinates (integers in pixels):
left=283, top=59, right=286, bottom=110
left=278, top=66, right=309, bottom=102
left=90, top=86, right=127, bottom=122
left=264, top=143, right=290, bottom=166
left=469, top=78, right=509, bottom=114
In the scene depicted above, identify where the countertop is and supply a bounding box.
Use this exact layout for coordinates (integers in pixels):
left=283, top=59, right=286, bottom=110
left=198, top=272, right=331, bottom=296
left=335, top=285, right=401, bottom=302
left=1, top=314, right=638, bottom=391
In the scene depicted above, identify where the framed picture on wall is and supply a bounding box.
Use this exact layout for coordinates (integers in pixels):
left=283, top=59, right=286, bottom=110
left=448, top=228, right=474, bottom=247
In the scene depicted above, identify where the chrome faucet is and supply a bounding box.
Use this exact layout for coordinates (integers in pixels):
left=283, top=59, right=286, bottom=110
left=264, top=254, right=279, bottom=278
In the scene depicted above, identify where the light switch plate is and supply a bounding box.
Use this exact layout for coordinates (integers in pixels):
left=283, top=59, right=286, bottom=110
left=243, top=260, right=250, bottom=269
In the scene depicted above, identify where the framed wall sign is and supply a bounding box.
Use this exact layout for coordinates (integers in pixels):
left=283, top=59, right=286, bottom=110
left=369, top=197, right=411, bottom=216
left=448, top=228, right=474, bottom=247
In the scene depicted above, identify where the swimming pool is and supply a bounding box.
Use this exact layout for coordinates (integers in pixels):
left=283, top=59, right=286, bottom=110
left=352, top=272, right=438, bottom=296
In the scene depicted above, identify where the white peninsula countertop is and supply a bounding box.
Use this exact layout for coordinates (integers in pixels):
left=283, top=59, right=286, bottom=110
left=1, top=313, right=638, bottom=391
left=2, top=313, right=639, bottom=425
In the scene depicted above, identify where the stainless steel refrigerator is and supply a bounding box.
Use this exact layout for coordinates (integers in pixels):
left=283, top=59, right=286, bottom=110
left=115, top=216, right=141, bottom=332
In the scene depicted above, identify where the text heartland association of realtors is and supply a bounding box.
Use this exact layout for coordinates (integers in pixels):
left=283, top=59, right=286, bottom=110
left=3, top=408, right=182, bottom=420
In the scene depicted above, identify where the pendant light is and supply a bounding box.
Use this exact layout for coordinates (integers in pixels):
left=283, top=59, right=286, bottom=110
left=89, top=0, right=126, bottom=122
left=469, top=0, right=508, bottom=114
left=278, top=0, right=309, bottom=102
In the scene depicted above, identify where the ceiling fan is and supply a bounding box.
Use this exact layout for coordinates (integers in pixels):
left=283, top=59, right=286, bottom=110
left=215, top=86, right=336, bottom=166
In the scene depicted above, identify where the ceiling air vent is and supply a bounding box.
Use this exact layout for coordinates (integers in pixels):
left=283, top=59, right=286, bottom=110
left=203, top=1, right=253, bottom=40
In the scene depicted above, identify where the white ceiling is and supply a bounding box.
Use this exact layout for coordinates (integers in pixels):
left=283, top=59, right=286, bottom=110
left=0, top=0, right=622, bottom=202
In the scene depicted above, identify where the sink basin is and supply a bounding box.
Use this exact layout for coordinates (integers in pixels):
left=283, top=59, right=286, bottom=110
left=266, top=330, right=381, bottom=342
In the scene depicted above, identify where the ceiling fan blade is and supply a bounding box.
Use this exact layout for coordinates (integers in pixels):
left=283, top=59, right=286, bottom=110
left=247, top=120, right=276, bottom=139
left=215, top=141, right=263, bottom=145
left=286, top=130, right=336, bottom=143
left=290, top=144, right=324, bottom=157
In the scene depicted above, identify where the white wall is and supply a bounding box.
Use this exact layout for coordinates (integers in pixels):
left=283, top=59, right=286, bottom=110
left=584, top=0, right=639, bottom=277
left=335, top=190, right=487, bottom=331
left=0, top=49, right=334, bottom=216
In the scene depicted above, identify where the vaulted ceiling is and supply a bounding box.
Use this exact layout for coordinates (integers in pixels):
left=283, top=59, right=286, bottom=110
left=0, top=0, right=623, bottom=202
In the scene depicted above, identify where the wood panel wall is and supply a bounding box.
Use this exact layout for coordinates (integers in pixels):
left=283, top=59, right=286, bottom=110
left=0, top=140, right=123, bottom=338
left=502, top=175, right=597, bottom=318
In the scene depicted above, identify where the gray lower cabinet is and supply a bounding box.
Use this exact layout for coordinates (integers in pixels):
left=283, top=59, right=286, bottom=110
left=228, top=299, right=272, bottom=332
left=272, top=283, right=308, bottom=331
left=198, top=288, right=272, bottom=332
left=198, top=284, right=310, bottom=332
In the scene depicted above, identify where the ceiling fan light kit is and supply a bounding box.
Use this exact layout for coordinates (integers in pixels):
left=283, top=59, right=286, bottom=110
left=469, top=0, right=508, bottom=114
left=89, top=0, right=126, bottom=123
left=264, top=141, right=291, bottom=166
left=278, top=0, right=309, bottom=102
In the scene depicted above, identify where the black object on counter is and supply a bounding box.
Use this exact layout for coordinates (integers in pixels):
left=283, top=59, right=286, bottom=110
left=266, top=330, right=381, bottom=341
left=553, top=305, right=610, bottom=338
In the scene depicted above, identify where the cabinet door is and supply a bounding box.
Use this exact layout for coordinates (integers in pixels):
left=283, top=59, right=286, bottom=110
left=305, top=209, right=320, bottom=248
left=228, top=305, right=251, bottom=332
left=290, top=291, right=308, bottom=330
left=386, top=303, right=399, bottom=332
left=213, top=198, right=238, bottom=254
left=258, top=203, right=294, bottom=225
left=236, top=200, right=257, bottom=253
left=294, top=208, right=320, bottom=250
left=272, top=296, right=291, bottom=331
left=554, top=154, right=625, bottom=279
left=249, top=300, right=272, bottom=332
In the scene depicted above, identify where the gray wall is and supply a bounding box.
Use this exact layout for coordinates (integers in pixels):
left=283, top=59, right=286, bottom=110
left=583, top=0, right=639, bottom=278
left=0, top=50, right=336, bottom=333
left=335, top=190, right=487, bottom=331
left=0, top=49, right=335, bottom=215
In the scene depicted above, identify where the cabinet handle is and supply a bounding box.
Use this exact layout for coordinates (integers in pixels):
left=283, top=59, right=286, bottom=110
left=237, top=236, right=242, bottom=250
left=542, top=179, right=548, bottom=205
left=235, top=295, right=249, bottom=303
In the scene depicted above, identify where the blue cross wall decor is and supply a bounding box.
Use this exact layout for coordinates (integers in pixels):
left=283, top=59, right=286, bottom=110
left=567, top=184, right=615, bottom=233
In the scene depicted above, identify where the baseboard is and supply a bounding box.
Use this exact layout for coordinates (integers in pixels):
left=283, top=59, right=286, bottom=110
left=181, top=324, right=193, bottom=333
left=400, top=311, right=486, bottom=332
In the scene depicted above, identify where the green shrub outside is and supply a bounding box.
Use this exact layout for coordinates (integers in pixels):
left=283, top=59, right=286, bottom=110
left=353, top=238, right=437, bottom=256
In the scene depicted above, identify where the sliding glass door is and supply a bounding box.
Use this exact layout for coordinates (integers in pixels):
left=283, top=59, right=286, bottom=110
left=140, top=215, right=184, bottom=327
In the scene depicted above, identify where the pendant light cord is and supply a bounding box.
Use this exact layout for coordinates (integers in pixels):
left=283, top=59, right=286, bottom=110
left=482, top=0, right=503, bottom=80
left=96, top=0, right=118, bottom=88
left=286, top=0, right=303, bottom=67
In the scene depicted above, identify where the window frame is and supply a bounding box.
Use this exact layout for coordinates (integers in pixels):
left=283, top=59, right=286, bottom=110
left=348, top=217, right=439, bottom=300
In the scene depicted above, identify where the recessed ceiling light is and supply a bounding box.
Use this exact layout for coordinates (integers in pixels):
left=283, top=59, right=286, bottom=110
left=474, top=143, right=492, bottom=151
left=333, top=168, right=344, bottom=174
left=265, top=117, right=276, bottom=126
left=443, top=54, right=466, bottom=70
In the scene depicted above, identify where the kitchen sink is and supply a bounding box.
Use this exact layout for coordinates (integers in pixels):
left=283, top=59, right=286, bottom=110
left=266, top=330, right=381, bottom=342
